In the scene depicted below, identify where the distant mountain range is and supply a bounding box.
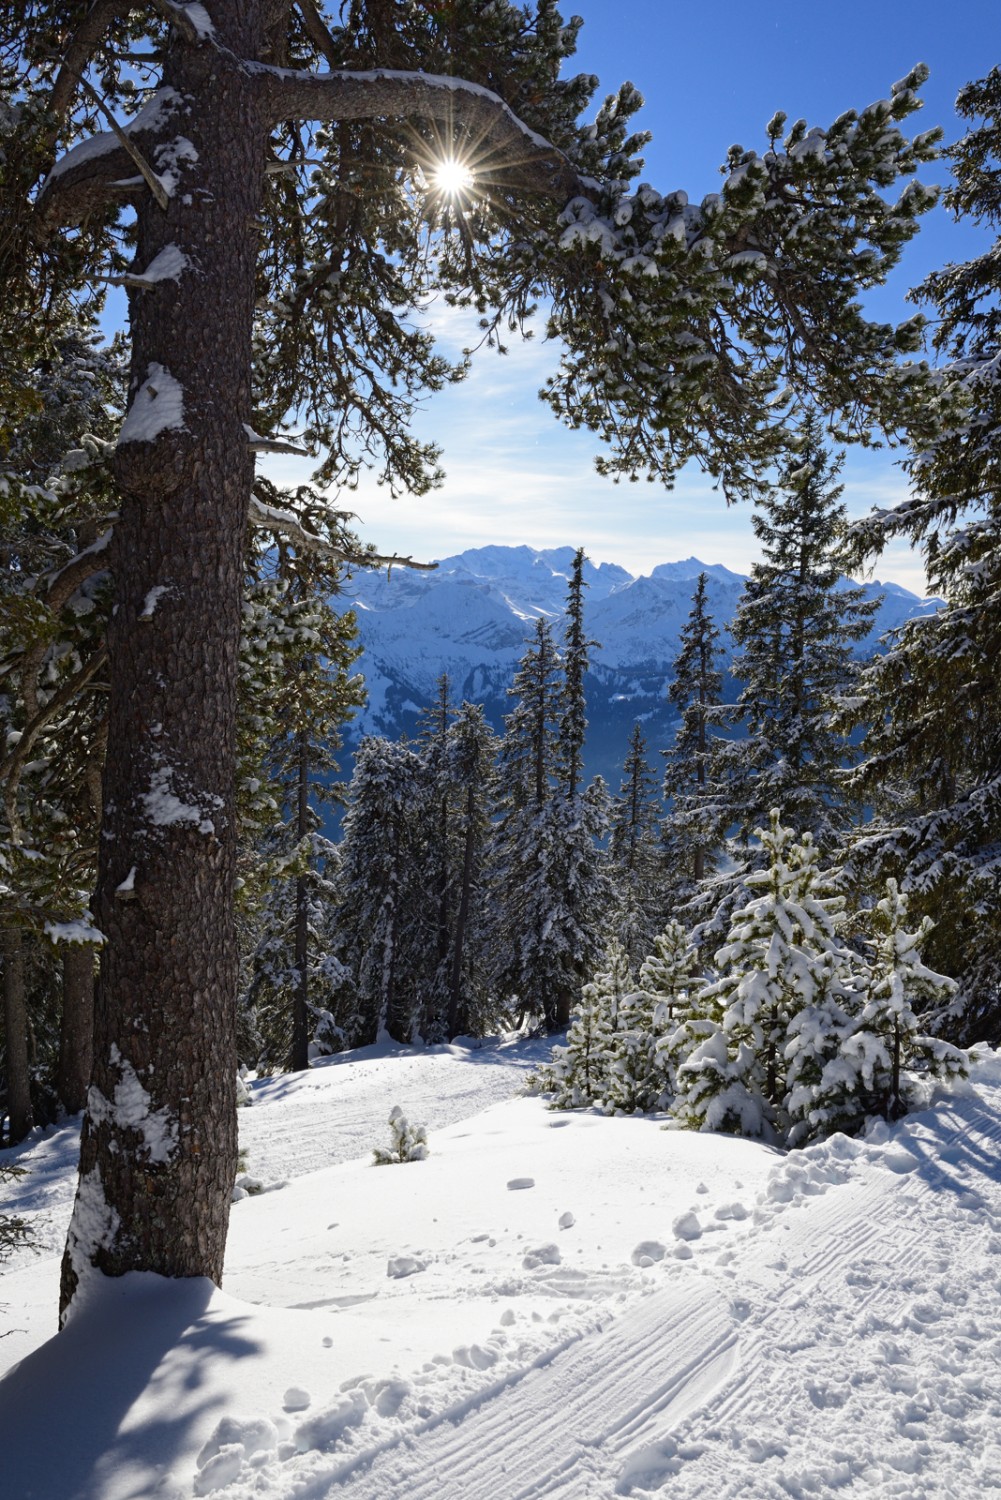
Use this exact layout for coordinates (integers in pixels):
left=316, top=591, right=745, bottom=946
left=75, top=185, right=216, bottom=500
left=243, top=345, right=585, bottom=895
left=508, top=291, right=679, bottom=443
left=339, top=545, right=940, bottom=786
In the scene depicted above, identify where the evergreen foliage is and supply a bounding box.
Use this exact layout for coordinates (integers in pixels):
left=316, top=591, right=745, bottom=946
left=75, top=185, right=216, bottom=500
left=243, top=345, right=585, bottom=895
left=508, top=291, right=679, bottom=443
left=843, top=879, right=966, bottom=1122
left=673, top=812, right=856, bottom=1141
left=661, top=574, right=730, bottom=895
left=535, top=940, right=631, bottom=1109
left=372, top=1105, right=429, bottom=1165
left=845, top=70, right=1001, bottom=1042
left=609, top=724, right=664, bottom=966
left=728, top=416, right=878, bottom=848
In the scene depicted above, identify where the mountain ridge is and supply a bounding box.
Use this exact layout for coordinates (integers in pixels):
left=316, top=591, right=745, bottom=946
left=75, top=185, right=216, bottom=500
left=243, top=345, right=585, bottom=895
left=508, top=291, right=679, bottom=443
left=341, top=545, right=939, bottom=783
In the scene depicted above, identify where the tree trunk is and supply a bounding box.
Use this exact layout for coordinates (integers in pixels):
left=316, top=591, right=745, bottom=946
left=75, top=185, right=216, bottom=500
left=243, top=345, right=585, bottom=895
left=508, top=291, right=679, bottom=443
left=60, top=9, right=267, bottom=1320
left=56, top=943, right=95, bottom=1115
left=2, top=929, right=33, bottom=1145
left=447, top=784, right=476, bottom=1040
left=291, top=733, right=310, bottom=1073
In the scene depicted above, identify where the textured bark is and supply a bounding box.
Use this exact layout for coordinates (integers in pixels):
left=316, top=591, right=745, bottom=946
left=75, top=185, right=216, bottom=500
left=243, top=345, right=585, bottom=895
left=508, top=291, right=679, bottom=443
left=291, top=734, right=310, bottom=1073
left=2, top=929, right=33, bottom=1145
left=59, top=7, right=267, bottom=1319
left=56, top=945, right=95, bottom=1116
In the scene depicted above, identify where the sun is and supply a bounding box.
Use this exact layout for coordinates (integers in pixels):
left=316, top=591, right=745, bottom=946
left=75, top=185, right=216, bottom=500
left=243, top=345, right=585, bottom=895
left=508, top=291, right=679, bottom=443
left=431, top=156, right=475, bottom=198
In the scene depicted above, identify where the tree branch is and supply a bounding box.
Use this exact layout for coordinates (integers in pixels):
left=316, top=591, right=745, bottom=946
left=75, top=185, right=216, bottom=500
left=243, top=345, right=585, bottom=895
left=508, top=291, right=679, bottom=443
left=47, top=0, right=126, bottom=146
left=254, top=66, right=587, bottom=202
left=248, top=494, right=436, bottom=570
left=292, top=0, right=340, bottom=70
left=1, top=647, right=108, bottom=843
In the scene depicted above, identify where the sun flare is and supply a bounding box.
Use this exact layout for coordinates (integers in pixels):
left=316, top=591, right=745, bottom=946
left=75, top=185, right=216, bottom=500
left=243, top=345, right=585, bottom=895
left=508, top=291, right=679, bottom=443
left=432, top=156, right=475, bottom=198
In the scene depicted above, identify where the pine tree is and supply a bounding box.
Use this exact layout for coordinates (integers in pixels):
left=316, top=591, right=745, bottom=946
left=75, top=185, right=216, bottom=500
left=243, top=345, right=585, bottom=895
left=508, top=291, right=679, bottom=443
left=728, top=417, right=878, bottom=849
left=845, top=69, right=1001, bottom=1043
left=609, top=724, right=664, bottom=966
left=674, top=812, right=857, bottom=1142
left=560, top=546, right=593, bottom=801
left=661, top=574, right=730, bottom=893
left=842, top=880, right=966, bottom=1122
left=9, top=0, right=943, bottom=1314
left=335, top=737, right=430, bottom=1045
left=536, top=940, right=630, bottom=1109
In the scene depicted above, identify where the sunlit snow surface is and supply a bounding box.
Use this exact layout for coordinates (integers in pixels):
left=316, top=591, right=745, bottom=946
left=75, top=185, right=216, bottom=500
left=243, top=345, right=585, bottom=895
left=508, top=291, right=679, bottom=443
left=3, top=1038, right=1001, bottom=1499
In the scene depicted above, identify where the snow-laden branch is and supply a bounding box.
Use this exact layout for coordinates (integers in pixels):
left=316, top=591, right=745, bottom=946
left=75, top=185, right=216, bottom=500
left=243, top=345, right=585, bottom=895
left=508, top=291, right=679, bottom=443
left=248, top=494, right=436, bottom=571
left=254, top=66, right=586, bottom=202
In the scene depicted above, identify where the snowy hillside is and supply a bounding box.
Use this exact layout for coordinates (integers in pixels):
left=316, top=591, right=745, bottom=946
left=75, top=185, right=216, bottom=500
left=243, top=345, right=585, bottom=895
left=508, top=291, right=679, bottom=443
left=342, top=546, right=939, bottom=777
left=3, top=1040, right=1001, bottom=1499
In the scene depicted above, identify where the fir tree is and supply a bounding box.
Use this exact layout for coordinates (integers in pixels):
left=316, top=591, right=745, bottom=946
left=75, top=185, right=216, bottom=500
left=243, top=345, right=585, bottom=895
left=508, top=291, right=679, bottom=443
left=490, top=617, right=606, bottom=1031
left=535, top=941, right=630, bottom=1109
left=842, top=880, right=967, bottom=1122
left=728, top=417, right=878, bottom=849
left=661, top=573, right=730, bottom=893
left=609, top=724, right=664, bottom=966
left=560, top=546, right=594, bottom=801
left=674, top=812, right=857, bottom=1142
left=336, top=737, right=430, bottom=1045
left=845, top=69, right=1001, bottom=1042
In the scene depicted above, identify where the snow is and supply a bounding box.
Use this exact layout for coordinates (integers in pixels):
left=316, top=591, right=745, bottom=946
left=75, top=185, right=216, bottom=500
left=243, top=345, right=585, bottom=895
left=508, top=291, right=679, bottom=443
left=134, top=244, right=190, bottom=284
left=85, top=1046, right=178, bottom=1166
left=118, top=363, right=185, bottom=445
left=3, top=1041, right=1001, bottom=1498
left=42, top=916, right=105, bottom=945
left=142, top=763, right=222, bottom=835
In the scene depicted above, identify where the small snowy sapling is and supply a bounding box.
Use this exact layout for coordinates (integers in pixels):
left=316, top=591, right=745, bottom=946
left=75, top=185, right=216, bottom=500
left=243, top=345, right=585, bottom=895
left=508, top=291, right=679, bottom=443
left=373, top=1105, right=430, bottom=1164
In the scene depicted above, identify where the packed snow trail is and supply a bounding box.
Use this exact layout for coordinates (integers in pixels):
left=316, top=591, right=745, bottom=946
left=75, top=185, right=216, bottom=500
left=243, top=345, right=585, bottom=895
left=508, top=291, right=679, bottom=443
left=239, top=1075, right=1001, bottom=1500
left=4, top=1045, right=1001, bottom=1500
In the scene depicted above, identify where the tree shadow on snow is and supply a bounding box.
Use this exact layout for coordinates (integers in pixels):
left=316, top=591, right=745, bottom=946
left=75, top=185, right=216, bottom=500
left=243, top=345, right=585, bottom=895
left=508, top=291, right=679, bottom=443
left=0, top=1272, right=260, bottom=1500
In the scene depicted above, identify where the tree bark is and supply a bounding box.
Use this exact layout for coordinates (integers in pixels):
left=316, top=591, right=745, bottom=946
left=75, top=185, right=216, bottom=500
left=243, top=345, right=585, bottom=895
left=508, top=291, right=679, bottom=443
left=291, top=732, right=310, bottom=1073
left=56, top=944, right=95, bottom=1116
left=2, top=929, right=33, bottom=1146
left=59, top=9, right=267, bottom=1320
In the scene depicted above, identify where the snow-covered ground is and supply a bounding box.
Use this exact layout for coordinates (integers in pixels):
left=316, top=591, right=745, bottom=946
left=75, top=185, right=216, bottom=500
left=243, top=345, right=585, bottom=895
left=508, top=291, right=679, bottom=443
left=3, top=1037, right=1001, bottom=1500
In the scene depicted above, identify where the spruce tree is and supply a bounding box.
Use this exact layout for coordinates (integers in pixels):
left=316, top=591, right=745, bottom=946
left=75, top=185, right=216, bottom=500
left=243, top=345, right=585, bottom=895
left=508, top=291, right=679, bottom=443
left=674, top=812, right=857, bottom=1142
left=535, top=940, right=631, bottom=1110
left=843, top=880, right=966, bottom=1121
left=661, top=573, right=730, bottom=895
left=729, top=417, right=878, bottom=847
left=609, top=724, right=664, bottom=966
left=335, top=737, right=429, bottom=1045
left=845, top=68, right=1001, bottom=1043
left=560, top=546, right=593, bottom=801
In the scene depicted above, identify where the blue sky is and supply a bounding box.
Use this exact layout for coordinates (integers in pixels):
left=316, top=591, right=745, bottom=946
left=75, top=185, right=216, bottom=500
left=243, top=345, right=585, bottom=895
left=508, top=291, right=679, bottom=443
left=270, top=0, right=996, bottom=595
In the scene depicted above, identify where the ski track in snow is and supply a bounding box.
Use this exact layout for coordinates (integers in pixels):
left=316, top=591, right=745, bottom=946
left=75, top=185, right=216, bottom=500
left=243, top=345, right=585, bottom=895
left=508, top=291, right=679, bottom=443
left=234, top=1084, right=1001, bottom=1500
left=5, top=1045, right=1001, bottom=1499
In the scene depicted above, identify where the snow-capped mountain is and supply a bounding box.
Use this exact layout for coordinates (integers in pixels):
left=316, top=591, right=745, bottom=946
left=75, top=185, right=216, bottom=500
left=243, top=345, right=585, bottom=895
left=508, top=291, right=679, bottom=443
left=340, top=545, right=939, bottom=783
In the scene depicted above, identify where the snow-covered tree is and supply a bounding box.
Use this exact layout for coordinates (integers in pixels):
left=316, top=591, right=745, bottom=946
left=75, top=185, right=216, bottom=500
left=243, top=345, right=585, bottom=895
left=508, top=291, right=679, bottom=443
left=9, top=0, right=943, bottom=1313
left=845, top=70, right=1001, bottom=1043
left=559, top=546, right=594, bottom=801
left=336, top=737, right=430, bottom=1045
left=728, top=417, right=878, bottom=849
left=609, top=724, right=665, bottom=966
left=537, top=940, right=631, bottom=1109
left=674, top=812, right=857, bottom=1142
left=372, top=1105, right=430, bottom=1165
left=661, top=574, right=730, bottom=893
left=841, top=880, right=966, bottom=1122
